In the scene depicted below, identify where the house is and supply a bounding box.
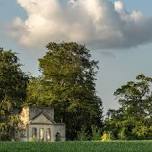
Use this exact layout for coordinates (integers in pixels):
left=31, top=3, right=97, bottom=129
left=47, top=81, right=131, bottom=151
left=18, top=106, right=65, bottom=142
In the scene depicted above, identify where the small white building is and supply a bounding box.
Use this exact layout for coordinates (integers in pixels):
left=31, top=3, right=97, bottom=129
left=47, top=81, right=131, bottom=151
left=19, top=106, right=65, bottom=142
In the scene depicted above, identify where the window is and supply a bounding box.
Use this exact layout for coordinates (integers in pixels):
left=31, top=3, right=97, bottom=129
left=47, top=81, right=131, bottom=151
left=46, top=128, right=51, bottom=141
left=39, top=128, right=44, bottom=141
left=32, top=128, right=37, bottom=139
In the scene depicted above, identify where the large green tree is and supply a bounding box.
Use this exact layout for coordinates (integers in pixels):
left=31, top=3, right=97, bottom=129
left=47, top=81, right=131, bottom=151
left=0, top=48, right=28, bottom=140
left=27, top=42, right=103, bottom=140
left=105, top=74, right=152, bottom=140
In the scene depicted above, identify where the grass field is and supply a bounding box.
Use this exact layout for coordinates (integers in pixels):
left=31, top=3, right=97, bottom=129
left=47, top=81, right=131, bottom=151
left=0, top=141, right=152, bottom=152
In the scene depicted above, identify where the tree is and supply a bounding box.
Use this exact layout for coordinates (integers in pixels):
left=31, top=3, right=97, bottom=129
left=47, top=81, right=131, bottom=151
left=26, top=77, right=48, bottom=105
left=105, top=74, right=152, bottom=140
left=0, top=48, right=28, bottom=140
left=27, top=42, right=103, bottom=140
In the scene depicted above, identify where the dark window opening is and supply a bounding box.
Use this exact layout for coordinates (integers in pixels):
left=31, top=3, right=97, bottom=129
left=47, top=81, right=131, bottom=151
left=56, top=132, right=61, bottom=141
left=32, top=128, right=37, bottom=139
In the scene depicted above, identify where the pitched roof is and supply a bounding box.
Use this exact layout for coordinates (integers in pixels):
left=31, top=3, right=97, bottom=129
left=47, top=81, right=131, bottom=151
left=30, top=112, right=56, bottom=124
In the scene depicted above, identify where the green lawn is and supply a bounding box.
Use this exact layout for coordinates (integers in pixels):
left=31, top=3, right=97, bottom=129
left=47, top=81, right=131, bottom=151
left=0, top=141, right=152, bottom=152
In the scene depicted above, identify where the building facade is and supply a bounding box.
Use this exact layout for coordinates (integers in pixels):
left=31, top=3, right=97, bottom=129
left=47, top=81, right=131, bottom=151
left=19, top=106, right=65, bottom=142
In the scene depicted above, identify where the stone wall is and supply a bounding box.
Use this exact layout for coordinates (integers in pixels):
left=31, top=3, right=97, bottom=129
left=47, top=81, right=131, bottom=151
left=52, top=124, right=66, bottom=142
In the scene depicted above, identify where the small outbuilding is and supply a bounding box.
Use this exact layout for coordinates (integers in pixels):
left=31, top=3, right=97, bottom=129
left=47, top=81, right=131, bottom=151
left=18, top=106, right=65, bottom=142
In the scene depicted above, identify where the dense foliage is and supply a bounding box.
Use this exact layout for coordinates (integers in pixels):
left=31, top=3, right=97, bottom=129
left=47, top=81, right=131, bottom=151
left=105, top=74, right=152, bottom=140
left=0, top=141, right=152, bottom=152
left=26, top=42, right=103, bottom=140
left=1, top=44, right=151, bottom=141
left=0, top=48, right=28, bottom=140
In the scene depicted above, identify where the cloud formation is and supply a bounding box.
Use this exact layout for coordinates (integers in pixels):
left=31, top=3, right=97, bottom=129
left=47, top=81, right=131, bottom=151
left=11, top=0, right=152, bottom=49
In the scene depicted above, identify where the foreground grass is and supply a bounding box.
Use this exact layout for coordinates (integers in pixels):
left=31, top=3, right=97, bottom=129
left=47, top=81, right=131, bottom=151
left=0, top=141, right=152, bottom=152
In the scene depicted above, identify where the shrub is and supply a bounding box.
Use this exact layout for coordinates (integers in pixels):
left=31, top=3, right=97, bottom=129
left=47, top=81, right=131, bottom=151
left=91, top=125, right=101, bottom=141
left=101, top=132, right=111, bottom=141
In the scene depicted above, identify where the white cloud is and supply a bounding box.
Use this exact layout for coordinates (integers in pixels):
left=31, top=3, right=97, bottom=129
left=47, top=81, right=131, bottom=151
left=114, top=0, right=124, bottom=13
left=11, top=0, right=152, bottom=49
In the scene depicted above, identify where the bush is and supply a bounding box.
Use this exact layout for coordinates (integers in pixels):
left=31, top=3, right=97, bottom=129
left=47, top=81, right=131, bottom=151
left=91, top=125, right=101, bottom=141
left=101, top=132, right=111, bottom=141
left=118, top=128, right=127, bottom=140
left=77, top=127, right=88, bottom=141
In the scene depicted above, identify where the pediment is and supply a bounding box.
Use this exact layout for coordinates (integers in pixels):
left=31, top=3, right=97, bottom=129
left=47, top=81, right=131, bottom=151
left=30, top=113, right=53, bottom=124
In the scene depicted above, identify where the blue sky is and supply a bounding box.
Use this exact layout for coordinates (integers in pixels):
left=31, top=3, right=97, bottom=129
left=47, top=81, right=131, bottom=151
left=0, top=0, right=152, bottom=113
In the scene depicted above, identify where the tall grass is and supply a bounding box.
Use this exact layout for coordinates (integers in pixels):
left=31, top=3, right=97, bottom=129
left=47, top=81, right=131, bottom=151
left=0, top=141, right=152, bottom=152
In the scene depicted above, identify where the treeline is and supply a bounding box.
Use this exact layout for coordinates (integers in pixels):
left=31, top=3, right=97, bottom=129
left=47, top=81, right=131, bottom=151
left=105, top=74, right=152, bottom=140
left=0, top=43, right=151, bottom=141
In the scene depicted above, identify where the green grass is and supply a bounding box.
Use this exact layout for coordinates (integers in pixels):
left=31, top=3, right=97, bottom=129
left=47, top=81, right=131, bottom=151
left=0, top=141, right=152, bottom=152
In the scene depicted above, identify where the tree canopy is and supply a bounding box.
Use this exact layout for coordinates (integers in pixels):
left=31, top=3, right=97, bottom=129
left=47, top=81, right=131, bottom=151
left=27, top=42, right=103, bottom=140
left=0, top=48, right=28, bottom=140
left=105, top=74, right=152, bottom=140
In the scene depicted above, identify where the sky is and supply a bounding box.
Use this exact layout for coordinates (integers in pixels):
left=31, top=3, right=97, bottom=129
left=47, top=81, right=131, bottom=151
left=0, top=0, right=152, bottom=113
